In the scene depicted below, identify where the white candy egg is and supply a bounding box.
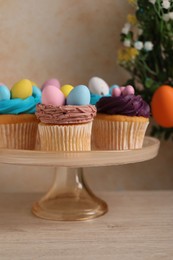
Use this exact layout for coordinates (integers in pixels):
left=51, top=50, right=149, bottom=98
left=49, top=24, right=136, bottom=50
left=88, top=77, right=109, bottom=95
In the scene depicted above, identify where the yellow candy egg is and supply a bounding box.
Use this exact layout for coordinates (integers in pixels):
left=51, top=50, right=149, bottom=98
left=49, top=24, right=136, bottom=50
left=30, top=81, right=38, bottom=87
left=11, top=79, right=32, bottom=99
left=60, top=84, right=74, bottom=97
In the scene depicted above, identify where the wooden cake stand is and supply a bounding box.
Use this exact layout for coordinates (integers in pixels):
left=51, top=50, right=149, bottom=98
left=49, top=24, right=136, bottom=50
left=0, top=136, right=160, bottom=221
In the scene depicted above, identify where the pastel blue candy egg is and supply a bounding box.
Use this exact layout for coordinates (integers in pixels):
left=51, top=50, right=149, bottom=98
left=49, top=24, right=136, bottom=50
left=32, top=86, right=42, bottom=98
left=67, top=85, right=90, bottom=105
left=88, top=77, right=109, bottom=95
left=0, top=84, right=10, bottom=101
left=109, top=84, right=119, bottom=95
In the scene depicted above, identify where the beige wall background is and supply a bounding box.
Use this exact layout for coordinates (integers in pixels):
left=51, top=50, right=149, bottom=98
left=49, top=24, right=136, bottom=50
left=0, top=0, right=172, bottom=192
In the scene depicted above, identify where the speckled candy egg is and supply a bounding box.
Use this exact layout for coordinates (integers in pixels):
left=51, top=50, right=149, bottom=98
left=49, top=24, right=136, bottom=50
left=109, top=84, right=119, bottom=95
left=41, top=78, right=60, bottom=90
left=122, top=85, right=135, bottom=96
left=42, top=85, right=65, bottom=106
left=60, top=84, right=74, bottom=97
left=0, top=84, right=10, bottom=101
left=11, top=79, right=33, bottom=99
left=30, top=81, right=38, bottom=87
left=88, top=77, right=109, bottom=95
left=66, top=85, right=90, bottom=105
left=112, top=87, right=121, bottom=97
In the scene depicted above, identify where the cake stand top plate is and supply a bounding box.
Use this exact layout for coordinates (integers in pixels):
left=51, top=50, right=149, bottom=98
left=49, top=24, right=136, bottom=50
left=0, top=136, right=160, bottom=168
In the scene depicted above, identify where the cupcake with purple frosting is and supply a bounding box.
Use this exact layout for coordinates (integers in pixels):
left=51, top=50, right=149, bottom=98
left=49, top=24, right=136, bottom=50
left=92, top=85, right=150, bottom=150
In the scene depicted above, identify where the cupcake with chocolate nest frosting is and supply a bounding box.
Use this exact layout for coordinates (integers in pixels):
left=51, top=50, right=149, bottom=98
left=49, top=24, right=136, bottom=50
left=36, top=84, right=96, bottom=151
left=92, top=85, right=150, bottom=150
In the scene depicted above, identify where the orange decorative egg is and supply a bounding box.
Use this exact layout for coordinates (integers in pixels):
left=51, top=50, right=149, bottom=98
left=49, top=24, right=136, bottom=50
left=151, top=85, right=173, bottom=127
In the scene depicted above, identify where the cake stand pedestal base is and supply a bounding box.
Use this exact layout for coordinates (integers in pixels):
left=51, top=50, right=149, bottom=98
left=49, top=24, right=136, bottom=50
left=32, top=167, right=108, bottom=221
left=0, top=137, right=160, bottom=221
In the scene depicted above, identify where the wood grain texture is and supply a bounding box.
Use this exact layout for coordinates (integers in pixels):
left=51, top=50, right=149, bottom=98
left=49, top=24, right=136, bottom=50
left=0, top=137, right=160, bottom=168
left=0, top=192, right=173, bottom=260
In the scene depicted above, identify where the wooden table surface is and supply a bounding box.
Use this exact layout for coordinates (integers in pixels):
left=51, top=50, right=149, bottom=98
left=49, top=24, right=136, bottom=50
left=0, top=191, right=173, bottom=260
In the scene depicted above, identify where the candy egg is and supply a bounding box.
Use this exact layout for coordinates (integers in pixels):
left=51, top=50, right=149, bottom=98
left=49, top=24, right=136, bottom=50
left=67, top=85, right=90, bottom=105
left=32, top=86, right=42, bottom=99
left=60, top=84, right=74, bottom=97
left=42, top=78, right=60, bottom=90
left=120, top=86, right=126, bottom=93
left=31, top=81, right=38, bottom=87
left=11, top=79, right=32, bottom=99
left=0, top=84, right=10, bottom=101
left=151, top=85, right=173, bottom=127
left=112, top=87, right=121, bottom=97
left=109, top=84, right=119, bottom=95
left=42, top=85, right=65, bottom=106
left=88, top=77, right=109, bottom=95
left=122, top=85, right=135, bottom=95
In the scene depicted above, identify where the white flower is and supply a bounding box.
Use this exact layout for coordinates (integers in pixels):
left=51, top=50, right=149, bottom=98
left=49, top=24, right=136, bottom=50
left=138, top=28, right=143, bottom=36
left=162, top=0, right=170, bottom=9
left=148, top=0, right=156, bottom=4
left=169, top=12, right=173, bottom=19
left=121, top=23, right=131, bottom=35
left=134, top=41, right=143, bottom=50
left=163, top=13, right=170, bottom=21
left=144, top=41, right=154, bottom=51
left=123, top=39, right=131, bottom=47
left=124, top=23, right=131, bottom=29
left=122, top=27, right=130, bottom=35
left=161, top=45, right=165, bottom=51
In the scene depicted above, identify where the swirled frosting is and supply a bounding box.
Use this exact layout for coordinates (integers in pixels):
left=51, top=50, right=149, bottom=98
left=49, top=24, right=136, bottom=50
left=0, top=96, right=41, bottom=114
left=90, top=93, right=111, bottom=105
left=96, top=95, right=150, bottom=117
left=36, top=104, right=97, bottom=124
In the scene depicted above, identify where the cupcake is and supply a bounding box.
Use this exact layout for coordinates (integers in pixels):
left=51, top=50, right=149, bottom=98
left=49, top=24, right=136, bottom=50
left=92, top=85, right=150, bottom=150
left=36, top=84, right=96, bottom=151
left=0, top=79, right=41, bottom=149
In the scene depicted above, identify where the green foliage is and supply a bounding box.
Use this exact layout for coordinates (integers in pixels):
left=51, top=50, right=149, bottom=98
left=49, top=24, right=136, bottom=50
left=151, top=125, right=173, bottom=140
left=118, top=0, right=173, bottom=139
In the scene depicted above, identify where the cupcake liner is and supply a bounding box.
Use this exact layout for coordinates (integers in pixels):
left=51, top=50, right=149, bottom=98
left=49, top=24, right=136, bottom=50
left=38, top=122, right=93, bottom=151
left=92, top=119, right=149, bottom=150
left=0, top=122, right=38, bottom=150
left=35, top=131, right=41, bottom=151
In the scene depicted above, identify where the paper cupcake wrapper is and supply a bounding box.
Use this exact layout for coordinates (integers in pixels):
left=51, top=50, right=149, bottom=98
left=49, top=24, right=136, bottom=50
left=92, top=119, right=149, bottom=150
left=0, top=122, right=38, bottom=150
left=38, top=122, right=93, bottom=151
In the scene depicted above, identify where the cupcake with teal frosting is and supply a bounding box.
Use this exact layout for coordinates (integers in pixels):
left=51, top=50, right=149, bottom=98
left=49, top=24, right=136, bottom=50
left=0, top=79, right=41, bottom=149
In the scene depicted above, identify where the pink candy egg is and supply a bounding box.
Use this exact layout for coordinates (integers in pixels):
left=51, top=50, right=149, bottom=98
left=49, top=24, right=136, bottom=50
left=120, top=86, right=126, bottom=93
left=41, top=78, right=60, bottom=90
left=112, top=87, right=121, bottom=97
left=122, top=85, right=135, bottom=95
left=42, top=85, right=65, bottom=106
